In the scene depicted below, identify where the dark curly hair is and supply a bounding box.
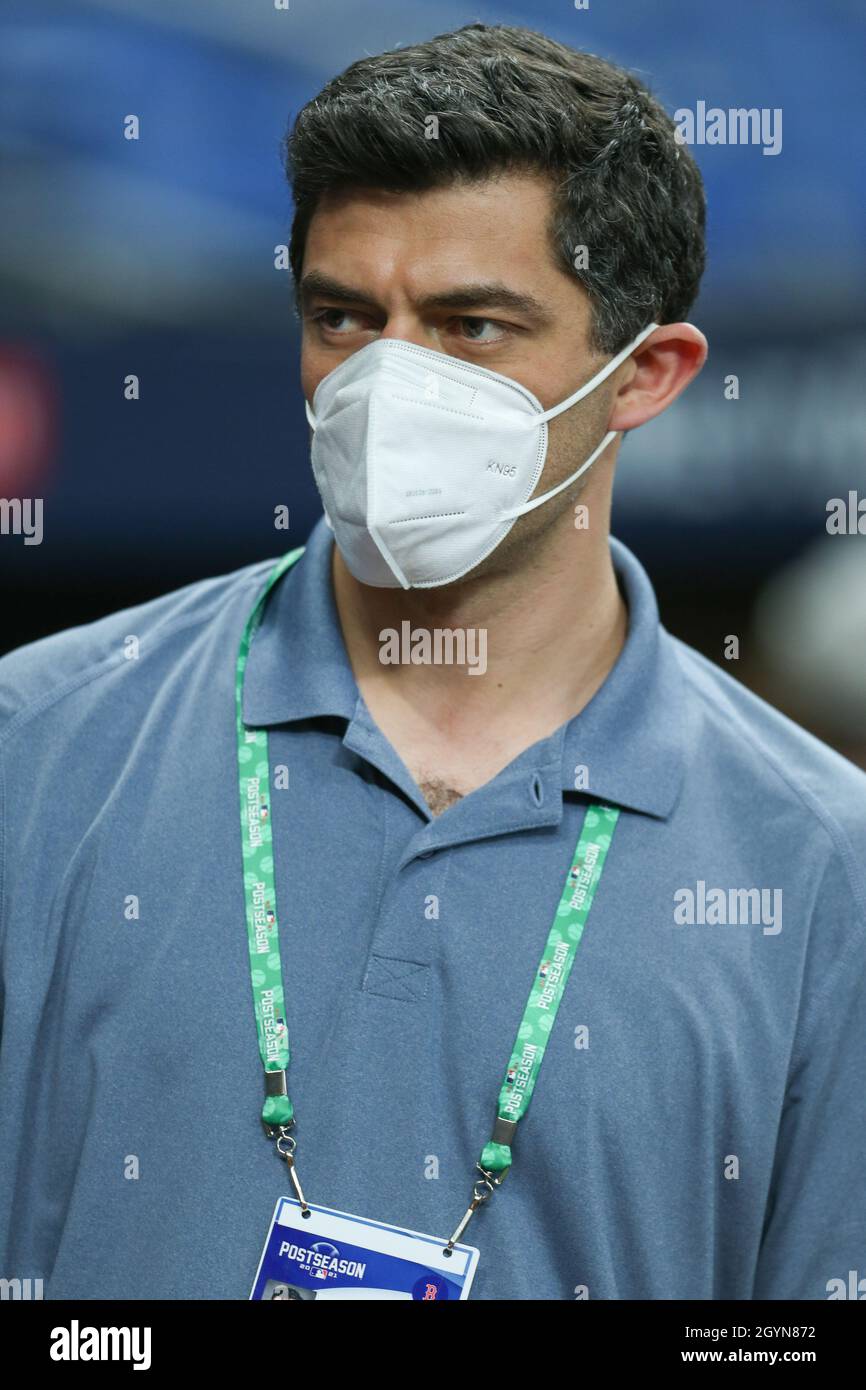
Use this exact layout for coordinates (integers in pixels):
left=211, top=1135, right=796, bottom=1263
left=283, top=23, right=706, bottom=354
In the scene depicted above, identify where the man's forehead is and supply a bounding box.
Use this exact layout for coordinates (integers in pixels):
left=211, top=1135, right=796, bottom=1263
left=303, top=174, right=577, bottom=308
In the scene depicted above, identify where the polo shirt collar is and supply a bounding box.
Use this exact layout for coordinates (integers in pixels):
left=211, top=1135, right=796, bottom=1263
left=559, top=536, right=687, bottom=819
left=243, top=516, right=358, bottom=726
left=242, top=515, right=686, bottom=820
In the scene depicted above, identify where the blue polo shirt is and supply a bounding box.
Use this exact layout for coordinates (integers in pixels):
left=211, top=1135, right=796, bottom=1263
left=1, top=516, right=865, bottom=1301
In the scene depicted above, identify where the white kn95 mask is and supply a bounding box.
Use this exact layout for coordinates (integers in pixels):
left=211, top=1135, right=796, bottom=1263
left=305, top=321, right=658, bottom=589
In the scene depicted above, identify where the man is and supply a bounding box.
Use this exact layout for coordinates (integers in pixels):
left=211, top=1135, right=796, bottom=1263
left=1, top=24, right=864, bottom=1301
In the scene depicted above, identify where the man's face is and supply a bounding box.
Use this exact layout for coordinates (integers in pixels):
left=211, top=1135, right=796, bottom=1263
left=299, top=171, right=623, bottom=581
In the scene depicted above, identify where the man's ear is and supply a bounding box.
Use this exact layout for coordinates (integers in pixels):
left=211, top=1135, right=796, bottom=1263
left=609, top=324, right=707, bottom=433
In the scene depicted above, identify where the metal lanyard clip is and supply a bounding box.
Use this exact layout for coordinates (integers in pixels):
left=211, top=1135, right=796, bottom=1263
left=443, top=1161, right=509, bottom=1254
left=264, top=1120, right=310, bottom=1216
left=262, top=1070, right=310, bottom=1216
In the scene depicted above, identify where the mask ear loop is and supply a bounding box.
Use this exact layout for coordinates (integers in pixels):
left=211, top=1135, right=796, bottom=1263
left=500, top=429, right=618, bottom=519
left=499, top=322, right=659, bottom=521
left=528, top=322, right=659, bottom=427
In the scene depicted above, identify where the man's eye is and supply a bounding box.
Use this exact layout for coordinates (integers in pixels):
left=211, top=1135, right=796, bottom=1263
left=313, top=308, right=364, bottom=333
left=457, top=317, right=507, bottom=343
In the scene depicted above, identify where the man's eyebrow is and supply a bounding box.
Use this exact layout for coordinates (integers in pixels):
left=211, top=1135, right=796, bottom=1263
left=419, top=282, right=553, bottom=323
left=298, top=271, right=553, bottom=324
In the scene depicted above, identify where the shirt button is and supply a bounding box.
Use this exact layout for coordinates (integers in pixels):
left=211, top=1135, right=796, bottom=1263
left=530, top=774, right=544, bottom=806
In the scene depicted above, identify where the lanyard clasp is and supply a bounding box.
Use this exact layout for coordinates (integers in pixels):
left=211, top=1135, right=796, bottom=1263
left=443, top=1163, right=508, bottom=1254
left=262, top=1072, right=311, bottom=1217
left=266, top=1120, right=311, bottom=1217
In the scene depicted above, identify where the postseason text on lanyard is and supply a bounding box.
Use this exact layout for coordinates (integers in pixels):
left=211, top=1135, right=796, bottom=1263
left=236, top=549, right=620, bottom=1250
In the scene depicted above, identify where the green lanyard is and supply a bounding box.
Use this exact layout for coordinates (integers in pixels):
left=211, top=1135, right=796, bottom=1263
left=237, top=549, right=620, bottom=1243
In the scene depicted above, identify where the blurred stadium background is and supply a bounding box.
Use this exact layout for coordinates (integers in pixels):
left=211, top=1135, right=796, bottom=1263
left=1, top=0, right=865, bottom=761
